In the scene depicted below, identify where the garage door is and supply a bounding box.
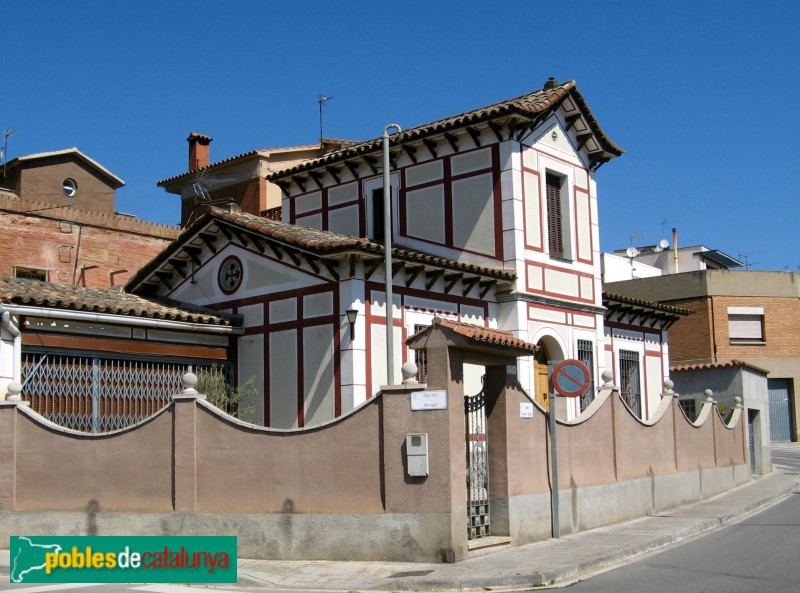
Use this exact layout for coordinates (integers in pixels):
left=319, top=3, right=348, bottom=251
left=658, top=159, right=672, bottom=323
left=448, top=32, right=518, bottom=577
left=768, top=379, right=793, bottom=442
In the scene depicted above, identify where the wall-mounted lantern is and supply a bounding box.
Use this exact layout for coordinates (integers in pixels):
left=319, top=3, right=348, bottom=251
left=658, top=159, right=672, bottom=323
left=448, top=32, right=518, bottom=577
left=345, top=309, right=358, bottom=340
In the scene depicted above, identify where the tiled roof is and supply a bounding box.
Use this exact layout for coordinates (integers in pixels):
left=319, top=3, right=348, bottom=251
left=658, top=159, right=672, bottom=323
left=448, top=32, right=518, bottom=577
left=409, top=317, right=538, bottom=353
left=670, top=359, right=770, bottom=375
left=127, top=208, right=516, bottom=291
left=602, top=292, right=694, bottom=316
left=156, top=140, right=361, bottom=186
left=0, top=276, right=236, bottom=326
left=269, top=80, right=623, bottom=180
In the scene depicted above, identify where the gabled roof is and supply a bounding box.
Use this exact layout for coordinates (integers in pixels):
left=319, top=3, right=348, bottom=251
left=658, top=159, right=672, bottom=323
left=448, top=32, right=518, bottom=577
left=0, top=276, right=237, bottom=327
left=156, top=139, right=361, bottom=187
left=603, top=292, right=693, bottom=330
left=407, top=317, right=538, bottom=354
left=126, top=207, right=516, bottom=296
left=269, top=79, right=623, bottom=181
left=3, top=148, right=125, bottom=188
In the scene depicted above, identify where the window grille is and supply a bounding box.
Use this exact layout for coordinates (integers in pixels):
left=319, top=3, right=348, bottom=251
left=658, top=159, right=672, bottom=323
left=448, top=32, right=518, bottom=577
left=414, top=324, right=429, bottom=382
left=14, top=266, right=47, bottom=281
left=619, top=349, right=642, bottom=418
left=546, top=173, right=564, bottom=258
left=577, top=339, right=595, bottom=411
left=679, top=398, right=697, bottom=420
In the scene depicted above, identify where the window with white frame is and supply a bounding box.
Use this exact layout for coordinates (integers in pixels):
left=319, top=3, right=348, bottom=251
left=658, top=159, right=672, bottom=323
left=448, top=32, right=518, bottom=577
left=728, top=307, right=765, bottom=343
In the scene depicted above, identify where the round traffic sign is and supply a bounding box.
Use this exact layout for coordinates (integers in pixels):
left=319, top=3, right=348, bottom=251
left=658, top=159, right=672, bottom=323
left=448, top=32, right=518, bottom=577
left=551, top=359, right=591, bottom=398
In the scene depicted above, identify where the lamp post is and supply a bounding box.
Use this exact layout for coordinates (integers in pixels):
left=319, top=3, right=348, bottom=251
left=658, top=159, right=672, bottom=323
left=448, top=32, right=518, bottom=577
left=383, top=124, right=401, bottom=385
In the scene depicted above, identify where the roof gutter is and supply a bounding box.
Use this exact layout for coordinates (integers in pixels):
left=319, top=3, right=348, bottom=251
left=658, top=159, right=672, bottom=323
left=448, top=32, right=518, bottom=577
left=3, top=305, right=242, bottom=335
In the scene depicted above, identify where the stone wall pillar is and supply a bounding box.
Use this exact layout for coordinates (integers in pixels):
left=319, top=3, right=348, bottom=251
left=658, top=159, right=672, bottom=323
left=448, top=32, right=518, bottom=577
left=0, top=383, right=28, bottom=511
left=172, top=374, right=204, bottom=512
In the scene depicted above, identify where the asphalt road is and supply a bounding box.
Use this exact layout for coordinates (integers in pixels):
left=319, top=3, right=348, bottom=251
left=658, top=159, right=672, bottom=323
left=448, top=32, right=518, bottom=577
left=562, top=489, right=800, bottom=593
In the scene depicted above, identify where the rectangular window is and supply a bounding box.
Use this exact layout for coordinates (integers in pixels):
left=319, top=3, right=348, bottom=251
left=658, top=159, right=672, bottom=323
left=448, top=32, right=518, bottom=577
left=619, top=349, right=641, bottom=418
left=414, top=324, right=428, bottom=382
left=546, top=173, right=565, bottom=258
left=14, top=266, right=47, bottom=282
left=728, top=307, right=765, bottom=343
left=577, top=339, right=595, bottom=412
left=371, top=188, right=385, bottom=242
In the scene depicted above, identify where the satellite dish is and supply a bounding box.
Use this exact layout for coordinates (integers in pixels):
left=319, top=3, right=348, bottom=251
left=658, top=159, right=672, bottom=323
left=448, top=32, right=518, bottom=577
left=626, top=246, right=639, bottom=259
left=658, top=239, right=669, bottom=251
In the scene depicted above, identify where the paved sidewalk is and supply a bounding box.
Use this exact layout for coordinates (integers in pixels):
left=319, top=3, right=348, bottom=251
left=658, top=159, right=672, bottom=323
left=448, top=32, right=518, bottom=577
left=1, top=471, right=797, bottom=591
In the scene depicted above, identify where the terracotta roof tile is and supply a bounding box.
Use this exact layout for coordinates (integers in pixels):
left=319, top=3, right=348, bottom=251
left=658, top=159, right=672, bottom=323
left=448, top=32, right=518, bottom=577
left=409, top=317, right=538, bottom=353
left=603, top=292, right=694, bottom=316
left=670, top=359, right=770, bottom=375
left=269, top=80, right=623, bottom=180
left=0, top=276, right=237, bottom=326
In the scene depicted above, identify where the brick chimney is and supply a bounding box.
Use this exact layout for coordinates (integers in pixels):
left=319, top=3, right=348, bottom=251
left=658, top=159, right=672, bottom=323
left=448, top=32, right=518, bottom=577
left=187, top=132, right=213, bottom=172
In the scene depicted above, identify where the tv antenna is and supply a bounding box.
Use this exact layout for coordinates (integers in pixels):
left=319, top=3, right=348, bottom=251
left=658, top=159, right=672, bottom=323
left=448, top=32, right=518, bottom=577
left=319, top=94, right=333, bottom=141
left=738, top=252, right=759, bottom=270
left=630, top=232, right=646, bottom=246
left=2, top=128, right=15, bottom=177
left=661, top=217, right=678, bottom=238
left=187, top=168, right=243, bottom=226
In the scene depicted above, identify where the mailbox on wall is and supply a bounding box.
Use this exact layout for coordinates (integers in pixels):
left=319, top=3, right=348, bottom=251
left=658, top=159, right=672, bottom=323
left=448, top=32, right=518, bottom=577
left=406, top=433, right=429, bottom=477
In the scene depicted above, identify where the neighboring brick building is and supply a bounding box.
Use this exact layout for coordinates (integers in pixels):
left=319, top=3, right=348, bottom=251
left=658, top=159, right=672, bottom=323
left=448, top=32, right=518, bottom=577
left=157, top=133, right=359, bottom=227
left=606, top=270, right=800, bottom=441
left=0, top=148, right=179, bottom=287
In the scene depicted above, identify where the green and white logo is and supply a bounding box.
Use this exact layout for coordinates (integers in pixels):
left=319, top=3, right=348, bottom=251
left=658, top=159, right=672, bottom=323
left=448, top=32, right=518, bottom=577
left=10, top=535, right=237, bottom=583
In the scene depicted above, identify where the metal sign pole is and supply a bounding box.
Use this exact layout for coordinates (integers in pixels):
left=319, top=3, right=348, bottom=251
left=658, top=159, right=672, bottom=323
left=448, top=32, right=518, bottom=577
left=548, top=362, right=560, bottom=538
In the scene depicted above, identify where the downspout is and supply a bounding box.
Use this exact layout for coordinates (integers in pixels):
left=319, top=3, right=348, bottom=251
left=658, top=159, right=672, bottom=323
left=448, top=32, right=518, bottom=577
left=71, top=222, right=83, bottom=285
left=709, top=295, right=718, bottom=363
left=1, top=308, right=22, bottom=388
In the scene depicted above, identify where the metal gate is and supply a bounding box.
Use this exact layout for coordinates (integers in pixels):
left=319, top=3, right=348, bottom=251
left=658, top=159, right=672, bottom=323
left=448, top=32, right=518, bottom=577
left=768, top=379, right=793, bottom=442
left=21, top=351, right=230, bottom=433
left=465, top=386, right=489, bottom=539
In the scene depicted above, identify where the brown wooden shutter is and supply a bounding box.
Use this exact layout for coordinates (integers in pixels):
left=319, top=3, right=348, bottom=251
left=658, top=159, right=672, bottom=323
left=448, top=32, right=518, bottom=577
left=546, top=173, right=564, bottom=258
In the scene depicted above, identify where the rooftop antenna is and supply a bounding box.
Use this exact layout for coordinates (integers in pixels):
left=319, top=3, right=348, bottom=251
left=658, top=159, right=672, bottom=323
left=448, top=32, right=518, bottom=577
left=738, top=252, right=759, bottom=270
left=661, top=217, right=678, bottom=238
left=630, top=232, right=646, bottom=246
left=2, top=128, right=15, bottom=177
left=319, top=94, right=333, bottom=142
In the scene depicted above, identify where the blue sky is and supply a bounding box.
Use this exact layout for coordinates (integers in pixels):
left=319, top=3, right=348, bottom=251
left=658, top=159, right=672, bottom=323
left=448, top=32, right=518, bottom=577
left=4, top=1, right=799, bottom=271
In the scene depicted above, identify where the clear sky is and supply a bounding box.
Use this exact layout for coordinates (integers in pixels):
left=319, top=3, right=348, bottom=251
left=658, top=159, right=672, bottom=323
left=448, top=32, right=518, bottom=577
left=4, top=1, right=799, bottom=271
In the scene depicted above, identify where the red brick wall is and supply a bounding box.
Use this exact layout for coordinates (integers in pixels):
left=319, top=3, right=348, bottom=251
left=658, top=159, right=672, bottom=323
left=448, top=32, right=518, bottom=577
left=712, top=295, right=800, bottom=360
left=0, top=212, right=173, bottom=288
left=664, top=297, right=714, bottom=363
left=17, top=157, right=117, bottom=215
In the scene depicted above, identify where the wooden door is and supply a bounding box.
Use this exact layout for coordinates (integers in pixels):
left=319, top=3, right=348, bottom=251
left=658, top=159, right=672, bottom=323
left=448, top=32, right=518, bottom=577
left=534, top=349, right=550, bottom=411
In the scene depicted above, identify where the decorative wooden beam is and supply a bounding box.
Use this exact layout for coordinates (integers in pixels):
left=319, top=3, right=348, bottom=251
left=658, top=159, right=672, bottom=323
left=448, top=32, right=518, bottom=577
left=426, top=270, right=443, bottom=290
left=345, top=161, right=360, bottom=179
left=323, top=261, right=339, bottom=281
left=466, top=127, right=481, bottom=147
left=444, top=133, right=459, bottom=153
left=309, top=171, right=325, bottom=190
left=576, top=132, right=593, bottom=151
left=479, top=279, right=496, bottom=299
left=250, top=235, right=265, bottom=254
left=462, top=277, right=479, bottom=297
left=217, top=225, right=232, bottom=241
left=515, top=120, right=534, bottom=141
left=405, top=265, right=423, bottom=287
left=488, top=121, right=504, bottom=142
left=304, top=254, right=320, bottom=274
left=287, top=249, right=301, bottom=267
left=276, top=180, right=291, bottom=194
left=292, top=176, right=307, bottom=192
left=423, top=138, right=438, bottom=159
left=231, top=228, right=249, bottom=248
left=155, top=270, right=173, bottom=290
left=199, top=232, right=217, bottom=254
left=443, top=273, right=461, bottom=294
left=326, top=166, right=341, bottom=184
left=364, top=258, right=382, bottom=281
left=389, top=151, right=399, bottom=169
left=363, top=155, right=379, bottom=175
left=168, top=259, right=188, bottom=279
left=565, top=113, right=582, bottom=131
left=182, top=245, right=202, bottom=266
left=267, top=240, right=283, bottom=261
left=402, top=144, right=417, bottom=164
left=392, top=262, right=404, bottom=278
left=507, top=119, right=519, bottom=140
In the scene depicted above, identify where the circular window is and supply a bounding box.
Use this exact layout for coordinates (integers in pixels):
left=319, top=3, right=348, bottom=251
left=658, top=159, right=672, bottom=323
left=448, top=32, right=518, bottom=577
left=62, top=178, right=78, bottom=197
left=218, top=255, right=243, bottom=294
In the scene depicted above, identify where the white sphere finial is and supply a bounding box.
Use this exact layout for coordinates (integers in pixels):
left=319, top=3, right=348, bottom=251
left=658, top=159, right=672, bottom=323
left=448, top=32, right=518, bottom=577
left=401, top=361, right=419, bottom=384
left=182, top=373, right=199, bottom=395
left=704, top=389, right=714, bottom=403
left=601, top=370, right=613, bottom=387
left=6, top=381, right=23, bottom=402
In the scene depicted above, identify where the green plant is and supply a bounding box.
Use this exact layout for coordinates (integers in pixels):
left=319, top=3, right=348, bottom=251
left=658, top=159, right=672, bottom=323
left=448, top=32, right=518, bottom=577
left=196, top=367, right=257, bottom=421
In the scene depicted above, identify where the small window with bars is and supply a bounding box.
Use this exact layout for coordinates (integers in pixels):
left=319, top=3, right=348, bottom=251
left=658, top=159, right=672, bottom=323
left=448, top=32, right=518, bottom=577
left=546, top=173, right=565, bottom=259
left=14, top=266, right=48, bottom=282
left=577, top=340, right=595, bottom=411
left=619, top=349, right=642, bottom=418
left=414, top=324, right=429, bottom=382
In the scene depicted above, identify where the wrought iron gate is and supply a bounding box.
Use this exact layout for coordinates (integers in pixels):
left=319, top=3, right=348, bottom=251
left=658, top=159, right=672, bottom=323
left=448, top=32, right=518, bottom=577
left=619, top=350, right=642, bottom=418
left=465, top=386, right=489, bottom=539
left=21, top=351, right=230, bottom=433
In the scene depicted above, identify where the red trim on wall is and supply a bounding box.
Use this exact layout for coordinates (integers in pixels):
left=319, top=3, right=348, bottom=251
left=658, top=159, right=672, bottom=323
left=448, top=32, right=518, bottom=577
left=524, top=260, right=596, bottom=304
left=521, top=168, right=543, bottom=253
left=574, top=186, right=593, bottom=265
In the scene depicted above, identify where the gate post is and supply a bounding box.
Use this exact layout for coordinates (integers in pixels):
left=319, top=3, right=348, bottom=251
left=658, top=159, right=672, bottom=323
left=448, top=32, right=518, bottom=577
left=0, top=383, right=28, bottom=511
left=172, top=373, right=204, bottom=513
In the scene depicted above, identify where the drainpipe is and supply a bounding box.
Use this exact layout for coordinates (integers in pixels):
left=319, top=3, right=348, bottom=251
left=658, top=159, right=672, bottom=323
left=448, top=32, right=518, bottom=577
left=383, top=124, right=401, bottom=385
left=672, top=227, right=679, bottom=273
left=1, top=308, right=22, bottom=389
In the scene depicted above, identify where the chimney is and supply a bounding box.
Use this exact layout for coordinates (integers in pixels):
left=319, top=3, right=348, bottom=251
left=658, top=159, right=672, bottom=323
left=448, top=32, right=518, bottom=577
left=187, top=132, right=213, bottom=172
left=544, top=77, right=559, bottom=90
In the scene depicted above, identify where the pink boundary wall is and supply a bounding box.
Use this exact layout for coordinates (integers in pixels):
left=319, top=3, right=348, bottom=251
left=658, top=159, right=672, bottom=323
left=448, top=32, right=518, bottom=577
left=0, top=373, right=748, bottom=562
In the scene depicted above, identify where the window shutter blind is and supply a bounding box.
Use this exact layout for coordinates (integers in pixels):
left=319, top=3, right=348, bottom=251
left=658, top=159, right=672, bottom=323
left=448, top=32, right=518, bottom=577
left=728, top=314, right=764, bottom=340
left=546, top=174, right=564, bottom=257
